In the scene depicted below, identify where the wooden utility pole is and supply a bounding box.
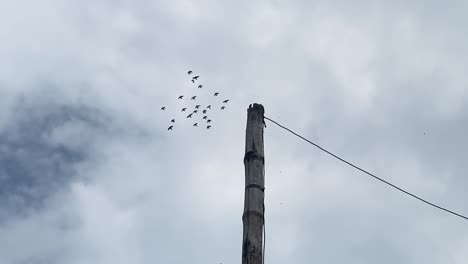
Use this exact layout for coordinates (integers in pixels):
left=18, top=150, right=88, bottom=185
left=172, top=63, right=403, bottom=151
left=242, top=103, right=265, bottom=264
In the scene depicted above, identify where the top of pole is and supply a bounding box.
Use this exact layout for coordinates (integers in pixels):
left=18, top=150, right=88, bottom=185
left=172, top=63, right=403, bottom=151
left=244, top=102, right=265, bottom=159
left=248, top=103, right=265, bottom=115
left=247, top=103, right=265, bottom=131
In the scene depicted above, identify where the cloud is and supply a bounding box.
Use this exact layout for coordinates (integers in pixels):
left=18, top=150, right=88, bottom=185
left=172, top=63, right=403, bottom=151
left=1, top=0, right=468, bottom=264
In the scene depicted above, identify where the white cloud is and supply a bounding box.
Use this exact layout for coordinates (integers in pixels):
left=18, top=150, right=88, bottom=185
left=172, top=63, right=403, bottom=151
left=1, top=0, right=468, bottom=263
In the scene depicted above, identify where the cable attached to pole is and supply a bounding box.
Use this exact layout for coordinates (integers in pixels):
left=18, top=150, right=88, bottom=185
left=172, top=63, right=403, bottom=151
left=264, top=116, right=468, bottom=222
left=262, top=162, right=266, bottom=264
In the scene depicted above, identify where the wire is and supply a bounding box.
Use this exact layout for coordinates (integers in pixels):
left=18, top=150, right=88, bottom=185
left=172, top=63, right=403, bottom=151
left=262, top=160, right=266, bottom=264
left=264, top=116, right=468, bottom=221
left=263, top=219, right=266, bottom=264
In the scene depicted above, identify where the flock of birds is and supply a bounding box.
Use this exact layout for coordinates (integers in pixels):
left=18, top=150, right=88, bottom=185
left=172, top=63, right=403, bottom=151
left=161, top=70, right=230, bottom=130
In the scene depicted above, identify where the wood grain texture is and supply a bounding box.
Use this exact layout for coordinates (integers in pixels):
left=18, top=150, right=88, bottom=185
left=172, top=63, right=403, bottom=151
left=242, top=103, right=265, bottom=264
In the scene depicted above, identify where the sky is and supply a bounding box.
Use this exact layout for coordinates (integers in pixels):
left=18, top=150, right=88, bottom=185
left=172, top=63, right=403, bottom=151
left=1, top=0, right=468, bottom=263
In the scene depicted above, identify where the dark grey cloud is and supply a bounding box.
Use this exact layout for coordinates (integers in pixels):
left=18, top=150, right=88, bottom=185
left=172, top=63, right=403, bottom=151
left=0, top=92, right=110, bottom=220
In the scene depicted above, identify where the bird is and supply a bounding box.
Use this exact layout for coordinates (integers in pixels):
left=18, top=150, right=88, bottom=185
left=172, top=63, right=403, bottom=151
left=193, top=110, right=198, bottom=114
left=187, top=70, right=192, bottom=75
left=171, top=119, right=175, bottom=123
left=193, top=123, right=198, bottom=127
left=223, top=99, right=229, bottom=103
left=207, top=119, right=212, bottom=123
left=207, top=105, right=211, bottom=109
left=178, top=95, right=184, bottom=99
left=195, top=105, right=200, bottom=109
left=221, top=106, right=226, bottom=110
left=192, top=75, right=200, bottom=80
left=203, top=116, right=207, bottom=120
left=207, top=125, right=211, bottom=129
left=214, top=92, right=219, bottom=96
left=191, top=79, right=195, bottom=83
left=161, top=107, right=166, bottom=110
left=198, top=85, right=203, bottom=89
left=191, top=96, right=197, bottom=100
left=187, top=113, right=193, bottom=118
left=202, top=110, right=207, bottom=114
left=181, top=108, right=187, bottom=112
left=168, top=126, right=173, bottom=130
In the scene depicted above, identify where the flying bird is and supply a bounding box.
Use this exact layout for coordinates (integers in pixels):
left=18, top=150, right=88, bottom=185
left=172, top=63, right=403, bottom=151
left=171, top=119, right=175, bottom=123
left=191, top=80, right=195, bottom=83
left=192, top=75, right=200, bottom=80
left=214, top=92, right=219, bottom=96
left=187, top=113, right=193, bottom=118
left=193, top=123, right=198, bottom=127
left=161, top=107, right=166, bottom=110
left=203, top=116, right=207, bottom=120
left=198, top=85, right=203, bottom=89
left=187, top=70, right=192, bottom=75
left=207, top=119, right=212, bottom=123
left=191, top=96, right=197, bottom=100
left=207, top=105, right=211, bottom=109
left=168, top=126, right=173, bottom=130
left=178, top=95, right=184, bottom=99
left=221, top=106, right=226, bottom=110
left=202, top=110, right=207, bottom=114
left=223, top=99, right=229, bottom=103
left=193, top=110, right=198, bottom=114
left=181, top=108, right=187, bottom=112
left=195, top=105, right=200, bottom=109
left=207, top=125, right=211, bottom=129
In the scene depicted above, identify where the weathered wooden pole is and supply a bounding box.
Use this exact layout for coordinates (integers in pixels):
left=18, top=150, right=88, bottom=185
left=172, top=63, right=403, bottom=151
left=242, top=103, right=265, bottom=264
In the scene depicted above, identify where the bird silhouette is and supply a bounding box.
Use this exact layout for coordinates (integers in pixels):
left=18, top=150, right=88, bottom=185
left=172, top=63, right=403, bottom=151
left=207, top=105, right=211, bottom=109
left=221, top=106, right=226, bottom=110
left=223, top=99, right=229, bottom=103
left=203, top=116, right=207, bottom=120
left=191, top=96, right=197, bottom=100
left=193, top=123, right=198, bottom=127
left=187, top=70, right=192, bottom=75
left=202, top=110, right=207, bottom=114
left=207, top=125, right=211, bottom=129
left=192, top=75, right=200, bottom=80
left=187, top=113, right=193, bottom=118
left=161, top=107, right=166, bottom=110
left=178, top=95, right=184, bottom=99
left=168, top=126, right=173, bottom=130
left=191, top=80, right=195, bottom=83
left=195, top=105, right=200, bottom=109
left=198, top=85, right=203, bottom=89
left=214, top=92, right=219, bottom=96
left=182, top=108, right=187, bottom=112
left=207, top=119, right=212, bottom=123
left=193, top=110, right=198, bottom=114
left=171, top=119, right=175, bottom=123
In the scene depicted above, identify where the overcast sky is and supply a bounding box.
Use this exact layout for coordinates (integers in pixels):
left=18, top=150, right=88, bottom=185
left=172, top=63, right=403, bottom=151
left=1, top=0, right=468, bottom=263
